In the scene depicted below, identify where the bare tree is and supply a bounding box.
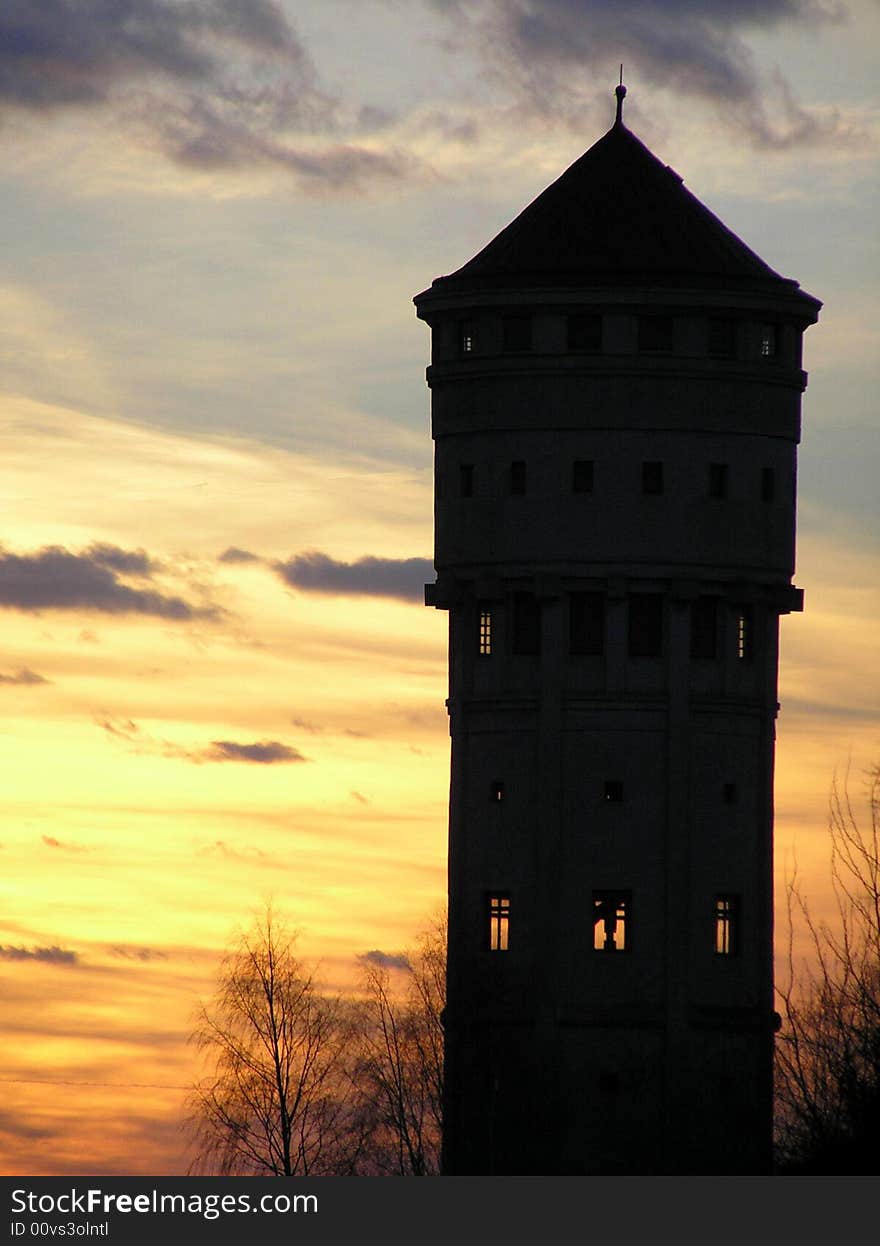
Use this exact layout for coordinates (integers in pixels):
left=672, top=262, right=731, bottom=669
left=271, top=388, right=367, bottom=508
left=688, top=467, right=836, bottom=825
left=187, top=907, right=363, bottom=1175
left=354, top=911, right=445, bottom=1174
left=775, top=763, right=880, bottom=1173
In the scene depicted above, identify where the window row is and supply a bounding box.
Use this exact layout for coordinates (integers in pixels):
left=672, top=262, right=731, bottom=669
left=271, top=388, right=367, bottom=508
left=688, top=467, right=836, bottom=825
left=454, top=459, right=781, bottom=501
left=477, top=595, right=755, bottom=661
left=487, top=779, right=739, bottom=805
left=487, top=892, right=740, bottom=955
left=454, top=314, right=788, bottom=362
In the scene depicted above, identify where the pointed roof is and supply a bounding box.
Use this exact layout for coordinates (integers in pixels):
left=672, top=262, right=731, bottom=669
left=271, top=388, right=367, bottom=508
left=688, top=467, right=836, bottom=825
left=423, top=119, right=819, bottom=308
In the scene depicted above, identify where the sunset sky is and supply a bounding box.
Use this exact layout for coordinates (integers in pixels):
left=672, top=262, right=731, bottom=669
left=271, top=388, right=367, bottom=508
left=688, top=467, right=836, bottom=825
left=0, top=0, right=878, bottom=1176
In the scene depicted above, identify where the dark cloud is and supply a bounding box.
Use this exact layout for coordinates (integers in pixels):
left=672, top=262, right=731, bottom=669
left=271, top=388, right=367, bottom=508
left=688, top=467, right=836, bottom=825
left=205, top=739, right=307, bottom=764
left=97, top=718, right=308, bottom=765
left=0, top=544, right=219, bottom=619
left=0, top=668, right=49, bottom=686
left=0, top=1, right=419, bottom=190
left=218, top=546, right=261, bottom=564
left=431, top=0, right=849, bottom=148
left=0, top=945, right=78, bottom=966
left=108, top=945, right=169, bottom=961
left=86, top=542, right=158, bottom=575
left=275, top=551, right=433, bottom=604
left=360, top=949, right=411, bottom=971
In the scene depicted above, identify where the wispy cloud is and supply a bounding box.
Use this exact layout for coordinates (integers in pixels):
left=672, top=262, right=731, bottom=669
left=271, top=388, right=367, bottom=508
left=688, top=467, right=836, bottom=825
left=108, top=946, right=169, bottom=962
left=274, top=551, right=433, bottom=603
left=0, top=668, right=49, bottom=686
left=359, top=949, right=411, bottom=971
left=41, top=835, right=87, bottom=853
left=97, top=718, right=307, bottom=765
left=0, top=0, right=419, bottom=190
left=428, top=0, right=853, bottom=148
left=0, top=945, right=78, bottom=966
left=218, top=546, right=261, bottom=564
left=0, top=545, right=219, bottom=619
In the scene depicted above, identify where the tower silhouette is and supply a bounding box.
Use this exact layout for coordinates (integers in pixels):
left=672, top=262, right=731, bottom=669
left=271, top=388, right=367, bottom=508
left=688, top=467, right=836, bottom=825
left=415, top=89, right=820, bottom=1174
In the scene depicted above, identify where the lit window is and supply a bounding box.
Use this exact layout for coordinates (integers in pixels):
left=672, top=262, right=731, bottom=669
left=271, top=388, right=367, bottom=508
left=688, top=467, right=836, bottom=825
left=488, top=894, right=510, bottom=951
left=642, top=461, right=664, bottom=495
left=502, top=316, right=532, bottom=353
left=603, top=780, right=624, bottom=803
left=572, top=459, right=594, bottom=494
left=490, top=780, right=504, bottom=803
left=459, top=320, right=477, bottom=354
left=761, top=467, right=776, bottom=502
left=690, top=596, right=718, bottom=660
left=638, top=315, right=673, bottom=352
left=709, top=463, right=728, bottom=499
left=628, top=593, right=663, bottom=657
left=760, top=324, right=777, bottom=358
left=459, top=463, right=474, bottom=498
left=714, top=895, right=739, bottom=955
left=510, top=460, right=527, bottom=495
left=593, top=891, right=630, bottom=952
left=568, top=314, right=602, bottom=352
left=569, top=592, right=604, bottom=655
left=478, top=608, right=493, bottom=656
left=512, top=592, right=541, bottom=656
left=736, top=605, right=754, bottom=661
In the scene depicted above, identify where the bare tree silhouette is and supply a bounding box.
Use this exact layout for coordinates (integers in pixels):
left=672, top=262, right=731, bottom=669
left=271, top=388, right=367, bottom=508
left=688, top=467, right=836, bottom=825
left=354, top=911, right=445, bottom=1174
left=187, top=906, right=363, bottom=1175
left=775, top=764, right=880, bottom=1173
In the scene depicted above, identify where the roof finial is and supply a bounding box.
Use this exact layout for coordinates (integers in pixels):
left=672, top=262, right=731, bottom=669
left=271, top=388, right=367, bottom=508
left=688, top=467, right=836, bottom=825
left=614, top=65, right=627, bottom=127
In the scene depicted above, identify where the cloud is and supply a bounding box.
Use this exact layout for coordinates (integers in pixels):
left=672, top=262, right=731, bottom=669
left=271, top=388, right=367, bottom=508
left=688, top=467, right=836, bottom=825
left=429, top=0, right=850, bottom=148
left=0, top=668, right=49, bottom=686
left=359, top=949, right=411, bottom=971
left=275, top=551, right=433, bottom=603
left=0, top=945, right=78, bottom=966
left=0, top=1, right=420, bottom=190
left=204, top=739, right=307, bottom=764
left=0, top=544, right=219, bottom=619
left=41, top=835, right=86, bottom=852
left=218, top=546, right=261, bottom=564
left=108, top=946, right=169, bottom=962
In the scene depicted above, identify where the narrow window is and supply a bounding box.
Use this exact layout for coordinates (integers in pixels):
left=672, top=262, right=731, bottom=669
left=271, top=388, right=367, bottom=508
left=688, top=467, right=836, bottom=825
left=593, top=891, right=630, bottom=952
left=512, top=592, right=541, bottom=656
left=459, top=463, right=474, bottom=498
left=568, top=313, right=602, bottom=352
left=510, top=460, right=527, bottom=496
left=708, top=318, right=735, bottom=358
left=723, top=782, right=737, bottom=805
left=572, top=459, right=594, bottom=494
left=478, top=607, right=493, bottom=656
left=709, top=463, right=728, bottom=499
left=603, top=780, right=624, bottom=803
left=714, top=895, right=739, bottom=956
left=642, top=461, right=664, bottom=495
left=569, top=592, right=604, bottom=655
left=502, top=316, right=531, bottom=353
left=690, top=596, right=718, bottom=659
left=760, top=324, right=777, bottom=358
left=736, top=605, right=754, bottom=662
left=488, top=894, right=510, bottom=951
left=761, top=467, right=776, bottom=502
left=628, top=593, right=663, bottom=657
left=459, top=320, right=477, bottom=355
left=638, top=315, right=673, bottom=352
left=490, top=780, right=504, bottom=803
